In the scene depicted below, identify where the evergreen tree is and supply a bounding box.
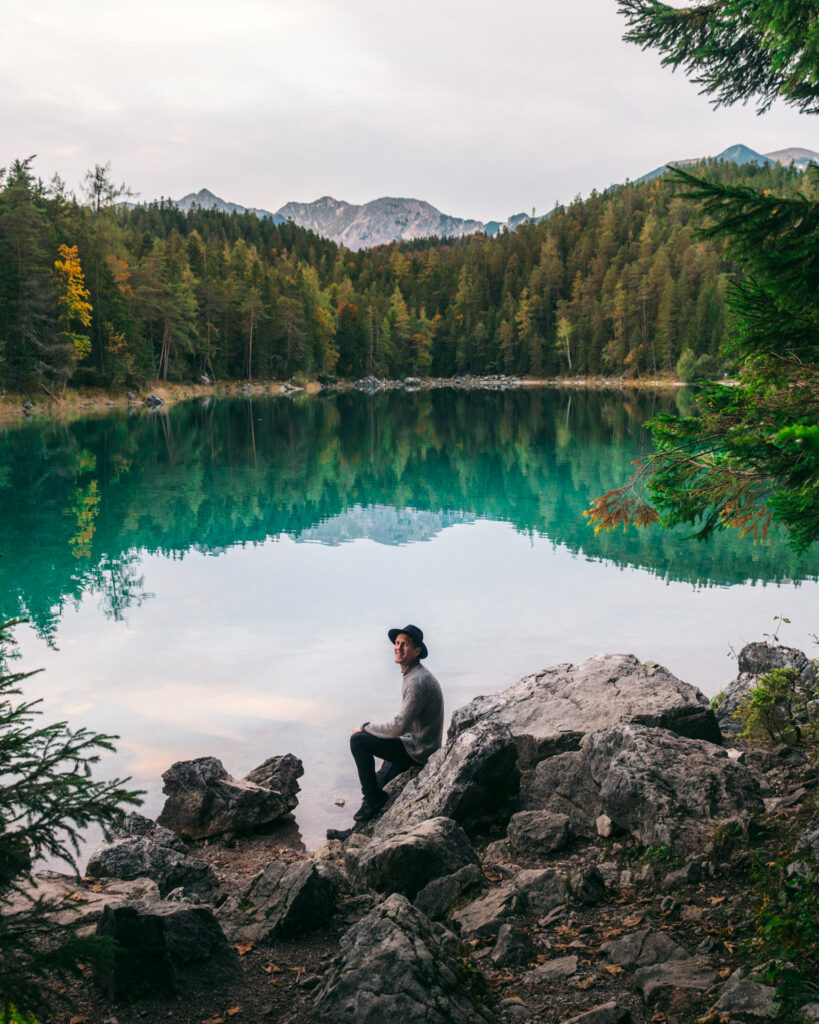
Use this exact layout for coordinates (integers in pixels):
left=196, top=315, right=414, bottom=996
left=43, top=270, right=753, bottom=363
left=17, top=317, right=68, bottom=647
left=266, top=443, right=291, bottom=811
left=588, top=2, right=819, bottom=551
left=618, top=0, right=819, bottom=114
left=0, top=618, right=140, bottom=1019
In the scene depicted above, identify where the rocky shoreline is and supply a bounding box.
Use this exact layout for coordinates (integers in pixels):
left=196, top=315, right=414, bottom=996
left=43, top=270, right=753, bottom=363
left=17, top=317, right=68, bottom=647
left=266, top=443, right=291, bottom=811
left=19, top=642, right=819, bottom=1024
left=0, top=374, right=687, bottom=424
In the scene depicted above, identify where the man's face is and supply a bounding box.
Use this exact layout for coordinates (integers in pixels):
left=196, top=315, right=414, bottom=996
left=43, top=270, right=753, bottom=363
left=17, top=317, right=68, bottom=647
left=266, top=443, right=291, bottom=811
left=394, top=633, right=420, bottom=669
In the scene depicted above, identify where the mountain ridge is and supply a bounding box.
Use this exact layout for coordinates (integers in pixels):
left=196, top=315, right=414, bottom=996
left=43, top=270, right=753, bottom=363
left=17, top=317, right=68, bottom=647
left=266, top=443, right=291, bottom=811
left=170, top=142, right=818, bottom=250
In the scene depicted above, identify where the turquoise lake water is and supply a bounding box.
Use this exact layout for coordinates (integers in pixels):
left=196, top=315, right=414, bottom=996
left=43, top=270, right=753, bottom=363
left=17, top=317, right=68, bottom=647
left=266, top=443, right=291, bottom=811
left=2, top=388, right=817, bottom=852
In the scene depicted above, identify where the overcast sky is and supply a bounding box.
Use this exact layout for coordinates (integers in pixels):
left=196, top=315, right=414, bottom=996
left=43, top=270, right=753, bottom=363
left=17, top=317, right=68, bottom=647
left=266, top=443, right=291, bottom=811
left=3, top=0, right=816, bottom=222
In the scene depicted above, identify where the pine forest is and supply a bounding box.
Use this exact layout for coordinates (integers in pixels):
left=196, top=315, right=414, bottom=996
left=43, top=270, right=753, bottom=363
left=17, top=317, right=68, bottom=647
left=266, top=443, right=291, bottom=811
left=0, top=156, right=813, bottom=393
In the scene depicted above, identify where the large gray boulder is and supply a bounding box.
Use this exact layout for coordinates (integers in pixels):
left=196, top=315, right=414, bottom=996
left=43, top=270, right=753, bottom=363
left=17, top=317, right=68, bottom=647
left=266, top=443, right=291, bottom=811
left=95, top=899, right=238, bottom=999
left=523, top=724, right=762, bottom=851
left=513, top=867, right=571, bottom=914
left=157, top=754, right=302, bottom=840
left=507, top=810, right=570, bottom=857
left=356, top=817, right=478, bottom=899
left=450, top=882, right=523, bottom=939
left=717, top=643, right=817, bottom=737
left=217, top=858, right=338, bottom=943
left=449, top=653, right=721, bottom=770
left=600, top=927, right=688, bottom=968
left=634, top=960, right=718, bottom=1009
left=313, top=893, right=493, bottom=1024
left=413, top=863, right=483, bottom=920
left=369, top=721, right=520, bottom=838
left=86, top=813, right=221, bottom=901
left=710, top=969, right=779, bottom=1021
left=449, top=867, right=568, bottom=939
left=4, top=871, right=159, bottom=929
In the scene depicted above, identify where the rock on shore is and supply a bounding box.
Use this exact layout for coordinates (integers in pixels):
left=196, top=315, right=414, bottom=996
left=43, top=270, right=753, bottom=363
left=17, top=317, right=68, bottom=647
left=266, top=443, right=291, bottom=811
left=369, top=653, right=726, bottom=846
left=157, top=753, right=303, bottom=840
left=313, top=893, right=494, bottom=1024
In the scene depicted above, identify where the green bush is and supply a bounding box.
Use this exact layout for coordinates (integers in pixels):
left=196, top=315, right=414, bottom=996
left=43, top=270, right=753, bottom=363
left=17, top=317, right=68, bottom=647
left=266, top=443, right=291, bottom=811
left=675, top=348, right=698, bottom=383
left=734, top=666, right=818, bottom=745
left=747, top=857, right=819, bottom=1008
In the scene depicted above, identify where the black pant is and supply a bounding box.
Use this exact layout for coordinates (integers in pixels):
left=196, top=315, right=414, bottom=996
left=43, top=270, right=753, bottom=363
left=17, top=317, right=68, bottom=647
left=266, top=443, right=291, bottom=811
left=350, top=731, right=415, bottom=801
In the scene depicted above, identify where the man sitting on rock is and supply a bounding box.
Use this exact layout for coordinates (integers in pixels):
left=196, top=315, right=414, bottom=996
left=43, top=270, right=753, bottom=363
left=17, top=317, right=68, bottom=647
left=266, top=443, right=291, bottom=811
left=348, top=624, right=444, bottom=824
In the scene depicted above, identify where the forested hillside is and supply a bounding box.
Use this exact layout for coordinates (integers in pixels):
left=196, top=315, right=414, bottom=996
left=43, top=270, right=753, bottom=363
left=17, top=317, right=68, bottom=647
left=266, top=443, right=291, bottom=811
left=0, top=157, right=811, bottom=392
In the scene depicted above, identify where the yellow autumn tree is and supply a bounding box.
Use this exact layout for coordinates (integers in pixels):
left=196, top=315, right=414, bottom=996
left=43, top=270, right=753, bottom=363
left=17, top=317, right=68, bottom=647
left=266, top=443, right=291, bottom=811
left=54, top=243, right=93, bottom=365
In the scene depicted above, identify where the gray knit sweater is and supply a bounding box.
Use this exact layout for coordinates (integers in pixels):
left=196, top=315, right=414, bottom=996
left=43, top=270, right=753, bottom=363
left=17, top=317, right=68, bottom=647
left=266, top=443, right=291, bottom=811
left=363, top=662, right=444, bottom=764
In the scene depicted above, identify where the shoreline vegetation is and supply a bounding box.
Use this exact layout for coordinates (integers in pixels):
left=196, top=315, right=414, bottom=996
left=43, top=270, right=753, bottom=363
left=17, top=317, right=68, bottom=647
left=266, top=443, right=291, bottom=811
left=0, top=374, right=691, bottom=425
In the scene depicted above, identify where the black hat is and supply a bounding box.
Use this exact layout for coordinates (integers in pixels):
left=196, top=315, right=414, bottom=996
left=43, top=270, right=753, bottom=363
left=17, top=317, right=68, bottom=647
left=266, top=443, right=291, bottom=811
left=388, top=624, right=428, bottom=660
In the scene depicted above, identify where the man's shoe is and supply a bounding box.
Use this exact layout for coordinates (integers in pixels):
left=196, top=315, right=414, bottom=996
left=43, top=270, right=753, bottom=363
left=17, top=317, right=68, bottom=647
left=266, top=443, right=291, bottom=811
left=353, top=791, right=388, bottom=822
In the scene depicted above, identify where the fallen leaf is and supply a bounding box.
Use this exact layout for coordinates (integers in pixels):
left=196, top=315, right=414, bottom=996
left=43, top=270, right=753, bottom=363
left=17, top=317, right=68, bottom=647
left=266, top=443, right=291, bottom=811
left=571, top=977, right=596, bottom=990
left=69, top=1016, right=89, bottom=1023
left=234, top=942, right=254, bottom=956
left=708, top=896, right=726, bottom=905
left=602, top=929, right=622, bottom=940
left=623, top=914, right=643, bottom=927
left=651, top=1015, right=666, bottom=1023
left=262, top=962, right=282, bottom=974
left=201, top=1018, right=225, bottom=1024
left=90, top=884, right=102, bottom=893
left=66, top=892, right=89, bottom=903
left=605, top=964, right=625, bottom=975
left=718, top=967, right=732, bottom=979
left=227, top=1009, right=242, bottom=1017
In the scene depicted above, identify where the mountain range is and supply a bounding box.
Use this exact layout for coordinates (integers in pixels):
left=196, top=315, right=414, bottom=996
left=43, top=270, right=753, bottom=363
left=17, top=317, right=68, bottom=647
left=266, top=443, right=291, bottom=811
left=171, top=143, right=817, bottom=251
left=635, top=143, right=819, bottom=183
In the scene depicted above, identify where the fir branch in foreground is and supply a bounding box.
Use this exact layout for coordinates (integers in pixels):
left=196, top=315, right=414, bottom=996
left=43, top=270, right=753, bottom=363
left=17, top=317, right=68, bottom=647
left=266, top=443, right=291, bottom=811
left=0, top=617, right=143, bottom=1019
left=617, top=0, right=819, bottom=114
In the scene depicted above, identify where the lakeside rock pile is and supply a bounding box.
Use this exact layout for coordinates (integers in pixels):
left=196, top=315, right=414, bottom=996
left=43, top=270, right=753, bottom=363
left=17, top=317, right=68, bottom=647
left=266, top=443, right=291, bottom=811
left=156, top=753, right=303, bottom=840
left=353, top=374, right=519, bottom=393
left=25, top=642, right=819, bottom=1023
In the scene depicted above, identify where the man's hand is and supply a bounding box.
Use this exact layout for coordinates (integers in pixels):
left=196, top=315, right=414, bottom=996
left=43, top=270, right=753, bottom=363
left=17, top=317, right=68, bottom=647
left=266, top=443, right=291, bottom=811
left=351, top=726, right=361, bottom=735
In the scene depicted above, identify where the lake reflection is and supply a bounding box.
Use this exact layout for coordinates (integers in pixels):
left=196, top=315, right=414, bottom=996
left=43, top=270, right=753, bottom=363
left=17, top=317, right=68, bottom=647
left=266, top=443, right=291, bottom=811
left=2, top=389, right=818, bottom=852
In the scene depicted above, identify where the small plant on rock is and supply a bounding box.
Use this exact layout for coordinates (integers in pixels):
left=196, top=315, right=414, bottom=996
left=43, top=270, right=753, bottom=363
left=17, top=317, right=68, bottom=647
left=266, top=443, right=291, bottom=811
left=641, top=844, right=672, bottom=864
left=734, top=666, right=818, bottom=746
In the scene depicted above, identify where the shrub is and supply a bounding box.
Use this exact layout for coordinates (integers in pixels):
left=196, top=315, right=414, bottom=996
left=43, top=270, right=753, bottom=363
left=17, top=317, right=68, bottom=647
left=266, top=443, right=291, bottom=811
left=675, top=348, right=698, bottom=383
left=747, top=856, right=819, bottom=1008
left=734, top=666, right=818, bottom=745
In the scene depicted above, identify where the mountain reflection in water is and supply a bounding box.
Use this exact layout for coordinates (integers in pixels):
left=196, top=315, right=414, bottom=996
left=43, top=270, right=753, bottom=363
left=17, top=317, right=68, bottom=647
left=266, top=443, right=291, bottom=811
left=1, top=388, right=816, bottom=637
